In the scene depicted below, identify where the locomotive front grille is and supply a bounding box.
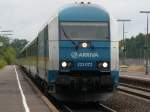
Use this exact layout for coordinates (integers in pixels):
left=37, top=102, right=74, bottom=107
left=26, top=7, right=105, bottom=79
left=56, top=71, right=113, bottom=93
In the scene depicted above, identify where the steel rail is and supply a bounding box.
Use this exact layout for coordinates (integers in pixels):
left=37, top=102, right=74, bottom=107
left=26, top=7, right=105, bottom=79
left=119, top=83, right=150, bottom=92
left=62, top=105, right=73, bottom=112
left=99, top=103, right=117, bottom=112
left=118, top=84, right=150, bottom=100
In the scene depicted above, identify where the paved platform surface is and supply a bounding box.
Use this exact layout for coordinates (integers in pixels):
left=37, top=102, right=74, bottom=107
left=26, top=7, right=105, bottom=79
left=0, top=65, right=50, bottom=112
left=121, top=72, right=150, bottom=81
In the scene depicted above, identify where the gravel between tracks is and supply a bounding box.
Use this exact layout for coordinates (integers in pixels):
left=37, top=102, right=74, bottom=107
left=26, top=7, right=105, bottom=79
left=102, top=91, right=150, bottom=112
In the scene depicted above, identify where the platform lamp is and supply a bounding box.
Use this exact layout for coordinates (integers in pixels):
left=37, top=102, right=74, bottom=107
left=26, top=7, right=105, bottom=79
left=140, top=11, right=150, bottom=75
left=117, top=19, right=131, bottom=65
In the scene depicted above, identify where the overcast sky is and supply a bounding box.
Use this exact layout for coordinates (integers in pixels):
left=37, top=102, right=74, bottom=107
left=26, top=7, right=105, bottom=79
left=0, top=0, right=150, bottom=41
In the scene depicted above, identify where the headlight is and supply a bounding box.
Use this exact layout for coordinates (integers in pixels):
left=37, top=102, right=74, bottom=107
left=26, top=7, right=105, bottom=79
left=102, top=62, right=108, bottom=68
left=97, top=61, right=109, bottom=69
left=82, top=42, right=88, bottom=48
left=61, top=61, right=67, bottom=68
left=60, top=61, right=72, bottom=69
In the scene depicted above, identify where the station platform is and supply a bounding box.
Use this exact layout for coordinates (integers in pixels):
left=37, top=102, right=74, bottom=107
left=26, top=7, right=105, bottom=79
left=0, top=65, right=50, bottom=112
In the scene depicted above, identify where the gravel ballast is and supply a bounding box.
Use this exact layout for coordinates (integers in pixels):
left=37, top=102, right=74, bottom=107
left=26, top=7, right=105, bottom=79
left=102, top=91, right=150, bottom=112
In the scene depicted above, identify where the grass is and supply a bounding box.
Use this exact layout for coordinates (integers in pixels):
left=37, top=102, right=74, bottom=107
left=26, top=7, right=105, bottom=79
left=128, top=66, right=144, bottom=72
left=120, top=65, right=144, bottom=72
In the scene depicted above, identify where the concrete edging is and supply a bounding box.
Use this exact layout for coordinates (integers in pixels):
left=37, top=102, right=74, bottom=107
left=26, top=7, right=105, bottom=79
left=23, top=73, right=59, bottom=112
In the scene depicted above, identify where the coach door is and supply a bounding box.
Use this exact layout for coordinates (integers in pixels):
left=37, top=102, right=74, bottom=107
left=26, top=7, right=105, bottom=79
left=44, top=26, right=49, bottom=81
left=37, top=30, right=46, bottom=80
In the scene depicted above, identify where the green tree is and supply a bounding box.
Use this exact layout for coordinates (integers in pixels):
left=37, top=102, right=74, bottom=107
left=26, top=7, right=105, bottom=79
left=0, top=36, right=28, bottom=68
left=0, top=36, right=10, bottom=47
left=3, top=47, right=16, bottom=65
left=11, top=39, right=28, bottom=56
left=120, top=33, right=149, bottom=59
left=0, top=36, right=10, bottom=56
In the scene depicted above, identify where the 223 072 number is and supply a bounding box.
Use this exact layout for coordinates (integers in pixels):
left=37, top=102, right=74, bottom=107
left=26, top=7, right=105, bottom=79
left=77, top=63, right=93, bottom=67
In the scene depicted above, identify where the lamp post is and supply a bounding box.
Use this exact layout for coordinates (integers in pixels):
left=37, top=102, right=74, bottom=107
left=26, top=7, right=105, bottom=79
left=117, top=19, right=131, bottom=65
left=140, top=11, right=150, bottom=75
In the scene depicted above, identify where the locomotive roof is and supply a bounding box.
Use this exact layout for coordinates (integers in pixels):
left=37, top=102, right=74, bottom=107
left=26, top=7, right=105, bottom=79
left=59, top=3, right=109, bottom=22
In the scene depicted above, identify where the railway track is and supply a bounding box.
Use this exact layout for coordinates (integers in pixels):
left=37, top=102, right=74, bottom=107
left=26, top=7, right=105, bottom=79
left=98, top=103, right=117, bottom=112
left=119, top=75, right=150, bottom=89
left=61, top=102, right=117, bottom=112
left=120, top=83, right=150, bottom=92
left=61, top=104, right=73, bottom=112
left=118, top=83, right=150, bottom=100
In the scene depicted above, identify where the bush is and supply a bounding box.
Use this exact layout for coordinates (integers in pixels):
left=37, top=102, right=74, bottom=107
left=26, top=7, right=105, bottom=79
left=3, top=47, right=16, bottom=65
left=0, top=59, right=7, bottom=69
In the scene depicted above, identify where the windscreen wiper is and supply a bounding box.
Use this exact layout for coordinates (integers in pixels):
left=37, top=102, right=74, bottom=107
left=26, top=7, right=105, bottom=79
left=61, top=26, right=79, bottom=50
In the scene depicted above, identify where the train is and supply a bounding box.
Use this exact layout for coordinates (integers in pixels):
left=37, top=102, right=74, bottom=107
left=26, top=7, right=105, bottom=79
left=18, top=2, right=119, bottom=102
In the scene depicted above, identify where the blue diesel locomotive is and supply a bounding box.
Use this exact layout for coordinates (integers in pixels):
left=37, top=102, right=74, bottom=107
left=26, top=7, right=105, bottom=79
left=18, top=3, right=119, bottom=102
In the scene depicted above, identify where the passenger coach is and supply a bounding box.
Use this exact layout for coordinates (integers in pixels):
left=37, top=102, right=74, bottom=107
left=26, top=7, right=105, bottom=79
left=18, top=2, right=119, bottom=102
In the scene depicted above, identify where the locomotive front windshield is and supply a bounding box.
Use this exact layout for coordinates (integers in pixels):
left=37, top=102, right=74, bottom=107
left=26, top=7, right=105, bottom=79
left=60, top=22, right=109, bottom=40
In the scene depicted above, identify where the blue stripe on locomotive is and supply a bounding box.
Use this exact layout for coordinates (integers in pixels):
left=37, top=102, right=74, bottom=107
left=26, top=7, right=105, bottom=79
left=48, top=70, right=59, bottom=84
left=59, top=41, right=110, bottom=71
